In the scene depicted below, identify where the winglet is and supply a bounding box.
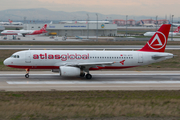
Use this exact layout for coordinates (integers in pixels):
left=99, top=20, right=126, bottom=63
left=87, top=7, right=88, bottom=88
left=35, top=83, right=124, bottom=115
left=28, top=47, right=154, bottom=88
left=138, top=24, right=171, bottom=52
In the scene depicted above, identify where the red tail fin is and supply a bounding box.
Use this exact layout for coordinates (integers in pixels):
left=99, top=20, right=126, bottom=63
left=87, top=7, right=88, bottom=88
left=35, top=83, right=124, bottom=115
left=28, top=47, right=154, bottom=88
left=173, top=26, right=180, bottom=33
left=139, top=24, right=171, bottom=52
left=8, top=19, right=12, bottom=23
left=40, top=24, right=47, bottom=31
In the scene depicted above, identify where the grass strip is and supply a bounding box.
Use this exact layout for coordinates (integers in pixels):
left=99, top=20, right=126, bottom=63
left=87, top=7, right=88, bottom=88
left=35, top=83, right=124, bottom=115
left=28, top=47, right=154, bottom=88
left=0, top=91, right=179, bottom=119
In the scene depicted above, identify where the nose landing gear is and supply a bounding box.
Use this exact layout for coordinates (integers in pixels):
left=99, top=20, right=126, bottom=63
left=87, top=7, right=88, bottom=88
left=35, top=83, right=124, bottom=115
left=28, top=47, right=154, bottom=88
left=25, top=68, right=30, bottom=78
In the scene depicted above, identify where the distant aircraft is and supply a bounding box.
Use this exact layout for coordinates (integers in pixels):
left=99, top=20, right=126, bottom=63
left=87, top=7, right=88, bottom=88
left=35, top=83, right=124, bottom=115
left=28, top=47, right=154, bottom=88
left=144, top=26, right=180, bottom=36
left=8, top=19, right=23, bottom=25
left=141, top=20, right=156, bottom=27
left=0, top=19, right=23, bottom=25
left=1, top=24, right=47, bottom=37
left=3, top=24, right=173, bottom=79
left=171, top=23, right=180, bottom=27
left=168, top=20, right=180, bottom=27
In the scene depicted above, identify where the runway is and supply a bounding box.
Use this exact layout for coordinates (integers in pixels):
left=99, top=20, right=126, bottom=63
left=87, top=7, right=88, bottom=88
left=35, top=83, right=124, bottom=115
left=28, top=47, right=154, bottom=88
left=0, top=45, right=180, bottom=50
left=0, top=71, right=180, bottom=91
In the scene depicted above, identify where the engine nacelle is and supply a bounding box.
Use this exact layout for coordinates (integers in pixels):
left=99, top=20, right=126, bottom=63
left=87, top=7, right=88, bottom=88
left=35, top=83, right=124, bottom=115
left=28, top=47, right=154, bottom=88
left=60, top=66, right=81, bottom=76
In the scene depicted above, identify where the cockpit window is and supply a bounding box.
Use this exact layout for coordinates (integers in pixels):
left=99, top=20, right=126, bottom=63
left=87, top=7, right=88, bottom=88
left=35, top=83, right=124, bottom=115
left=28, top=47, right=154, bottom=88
left=11, top=55, right=20, bottom=58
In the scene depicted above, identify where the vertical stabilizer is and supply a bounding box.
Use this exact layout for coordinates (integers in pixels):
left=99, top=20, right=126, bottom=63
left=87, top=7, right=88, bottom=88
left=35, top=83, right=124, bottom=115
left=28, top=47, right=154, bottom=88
left=138, top=24, right=171, bottom=52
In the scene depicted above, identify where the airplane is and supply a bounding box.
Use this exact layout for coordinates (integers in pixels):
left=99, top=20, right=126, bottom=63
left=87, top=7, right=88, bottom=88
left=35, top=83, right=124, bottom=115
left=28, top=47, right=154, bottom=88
left=1, top=24, right=47, bottom=37
left=171, top=23, right=180, bottom=27
left=0, top=19, right=23, bottom=25
left=167, top=20, right=180, bottom=27
left=144, top=26, right=180, bottom=36
left=3, top=24, right=173, bottom=79
left=141, top=20, right=156, bottom=27
left=8, top=19, right=23, bottom=25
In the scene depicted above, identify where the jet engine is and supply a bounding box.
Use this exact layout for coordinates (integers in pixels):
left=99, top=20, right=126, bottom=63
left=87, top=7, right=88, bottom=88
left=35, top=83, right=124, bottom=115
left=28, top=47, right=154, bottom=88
left=60, top=66, right=81, bottom=76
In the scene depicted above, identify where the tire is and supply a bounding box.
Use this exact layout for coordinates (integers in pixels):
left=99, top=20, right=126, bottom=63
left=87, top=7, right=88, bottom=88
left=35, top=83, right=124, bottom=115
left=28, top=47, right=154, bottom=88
left=86, top=74, right=92, bottom=79
left=25, top=74, right=29, bottom=78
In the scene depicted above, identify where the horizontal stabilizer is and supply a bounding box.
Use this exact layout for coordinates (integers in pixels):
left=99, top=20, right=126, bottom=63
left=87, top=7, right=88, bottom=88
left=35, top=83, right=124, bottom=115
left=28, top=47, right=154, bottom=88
left=152, top=54, right=173, bottom=60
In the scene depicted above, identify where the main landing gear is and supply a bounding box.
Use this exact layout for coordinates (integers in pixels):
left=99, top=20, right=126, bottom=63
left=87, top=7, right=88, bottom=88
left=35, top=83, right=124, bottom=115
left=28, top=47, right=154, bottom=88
left=80, top=72, right=92, bottom=79
left=86, top=74, right=92, bottom=79
left=25, top=68, right=30, bottom=78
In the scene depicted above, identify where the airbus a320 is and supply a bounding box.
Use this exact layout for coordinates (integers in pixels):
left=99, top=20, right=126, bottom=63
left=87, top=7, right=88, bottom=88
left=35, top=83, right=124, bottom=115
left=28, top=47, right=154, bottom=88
left=4, top=24, right=173, bottom=79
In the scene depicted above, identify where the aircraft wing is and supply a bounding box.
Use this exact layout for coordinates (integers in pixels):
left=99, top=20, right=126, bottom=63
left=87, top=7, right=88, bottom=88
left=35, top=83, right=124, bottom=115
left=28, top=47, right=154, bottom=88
left=65, top=62, right=115, bottom=66
left=20, top=31, right=30, bottom=34
left=54, top=62, right=115, bottom=67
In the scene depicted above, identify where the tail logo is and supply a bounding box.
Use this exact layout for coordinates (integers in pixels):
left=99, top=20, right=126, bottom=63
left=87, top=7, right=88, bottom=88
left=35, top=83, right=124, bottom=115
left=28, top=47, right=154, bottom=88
left=174, top=27, right=180, bottom=33
left=147, top=31, right=166, bottom=50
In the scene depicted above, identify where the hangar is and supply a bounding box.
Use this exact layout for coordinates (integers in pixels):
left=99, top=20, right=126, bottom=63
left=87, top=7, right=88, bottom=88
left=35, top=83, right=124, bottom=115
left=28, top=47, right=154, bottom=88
left=23, top=23, right=117, bottom=37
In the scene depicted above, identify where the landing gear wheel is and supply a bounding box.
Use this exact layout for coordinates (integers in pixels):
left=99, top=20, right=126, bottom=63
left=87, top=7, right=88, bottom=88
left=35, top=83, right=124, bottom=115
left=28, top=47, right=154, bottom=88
left=25, top=74, right=29, bottom=78
left=86, top=74, right=92, bottom=79
left=25, top=68, right=30, bottom=78
left=80, top=73, right=85, bottom=77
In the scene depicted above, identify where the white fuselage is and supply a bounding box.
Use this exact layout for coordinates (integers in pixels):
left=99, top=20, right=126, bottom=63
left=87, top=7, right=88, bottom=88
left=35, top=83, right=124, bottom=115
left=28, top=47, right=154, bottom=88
left=0, top=22, right=23, bottom=25
left=4, top=50, right=173, bottom=70
left=1, top=30, right=35, bottom=36
left=144, top=32, right=178, bottom=36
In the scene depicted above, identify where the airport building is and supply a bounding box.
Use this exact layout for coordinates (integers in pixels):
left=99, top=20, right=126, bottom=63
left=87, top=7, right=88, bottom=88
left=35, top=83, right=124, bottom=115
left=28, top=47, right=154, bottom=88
left=24, top=23, right=117, bottom=37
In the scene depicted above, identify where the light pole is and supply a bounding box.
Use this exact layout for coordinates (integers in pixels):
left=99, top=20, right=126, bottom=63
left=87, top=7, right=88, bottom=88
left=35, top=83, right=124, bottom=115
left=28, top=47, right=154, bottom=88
left=87, top=14, right=89, bottom=39
left=126, top=15, right=128, bottom=37
left=156, top=16, right=158, bottom=31
left=171, top=15, right=174, bottom=41
left=96, top=13, right=98, bottom=41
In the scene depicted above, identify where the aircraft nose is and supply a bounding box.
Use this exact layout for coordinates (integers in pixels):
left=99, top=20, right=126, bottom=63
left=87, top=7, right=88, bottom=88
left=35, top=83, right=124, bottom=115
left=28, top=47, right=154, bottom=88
left=3, top=58, right=10, bottom=66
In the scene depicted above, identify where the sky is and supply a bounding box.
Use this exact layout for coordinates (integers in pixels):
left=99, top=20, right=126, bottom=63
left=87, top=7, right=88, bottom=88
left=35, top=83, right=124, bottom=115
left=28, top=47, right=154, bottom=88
left=1, top=0, right=179, bottom=18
